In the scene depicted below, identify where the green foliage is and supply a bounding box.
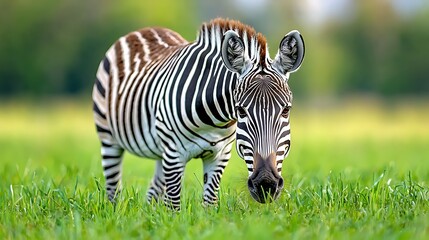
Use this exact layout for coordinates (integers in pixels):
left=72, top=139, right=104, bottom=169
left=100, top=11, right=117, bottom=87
left=0, top=0, right=197, bottom=97
left=0, top=101, right=429, bottom=239
left=327, top=2, right=429, bottom=96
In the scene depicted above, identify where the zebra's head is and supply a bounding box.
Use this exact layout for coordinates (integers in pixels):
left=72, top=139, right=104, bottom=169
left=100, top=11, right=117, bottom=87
left=221, top=30, right=305, bottom=203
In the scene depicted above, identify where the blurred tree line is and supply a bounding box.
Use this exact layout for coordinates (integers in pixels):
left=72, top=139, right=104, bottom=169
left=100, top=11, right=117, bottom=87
left=0, top=0, right=197, bottom=97
left=0, top=0, right=428, bottom=98
left=328, top=1, right=429, bottom=97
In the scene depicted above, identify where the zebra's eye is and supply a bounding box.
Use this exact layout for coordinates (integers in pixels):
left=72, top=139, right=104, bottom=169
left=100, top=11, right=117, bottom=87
left=281, top=106, right=291, bottom=118
left=236, top=106, right=247, bottom=118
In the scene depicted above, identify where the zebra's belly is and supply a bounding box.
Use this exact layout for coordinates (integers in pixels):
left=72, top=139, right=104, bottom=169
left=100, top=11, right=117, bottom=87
left=179, top=127, right=237, bottom=161
left=125, top=140, right=162, bottom=160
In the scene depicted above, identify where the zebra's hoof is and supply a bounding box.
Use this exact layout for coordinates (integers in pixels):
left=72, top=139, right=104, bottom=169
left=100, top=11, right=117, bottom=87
left=202, top=198, right=218, bottom=208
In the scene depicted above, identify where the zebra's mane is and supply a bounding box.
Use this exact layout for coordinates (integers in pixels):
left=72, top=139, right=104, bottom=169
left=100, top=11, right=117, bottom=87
left=198, top=18, right=268, bottom=65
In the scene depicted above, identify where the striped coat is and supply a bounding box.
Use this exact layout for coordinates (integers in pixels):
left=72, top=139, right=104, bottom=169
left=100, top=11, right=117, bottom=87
left=93, top=18, right=305, bottom=209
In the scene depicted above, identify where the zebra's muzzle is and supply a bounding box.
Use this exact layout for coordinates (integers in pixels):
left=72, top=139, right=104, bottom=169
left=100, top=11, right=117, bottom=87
left=248, top=152, right=284, bottom=203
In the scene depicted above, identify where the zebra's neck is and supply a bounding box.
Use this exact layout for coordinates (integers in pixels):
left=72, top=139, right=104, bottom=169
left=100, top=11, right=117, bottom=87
left=189, top=19, right=269, bottom=126
left=184, top=36, right=237, bottom=126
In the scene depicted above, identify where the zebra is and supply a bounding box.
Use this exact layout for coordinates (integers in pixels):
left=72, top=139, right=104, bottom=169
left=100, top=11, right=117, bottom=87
left=92, top=18, right=305, bottom=209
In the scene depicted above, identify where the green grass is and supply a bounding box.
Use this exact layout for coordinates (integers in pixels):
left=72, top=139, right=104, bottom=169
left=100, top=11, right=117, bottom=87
left=1, top=99, right=429, bottom=239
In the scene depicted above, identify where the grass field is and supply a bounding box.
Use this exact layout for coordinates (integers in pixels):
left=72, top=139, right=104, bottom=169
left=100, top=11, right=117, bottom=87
left=1, top=98, right=429, bottom=239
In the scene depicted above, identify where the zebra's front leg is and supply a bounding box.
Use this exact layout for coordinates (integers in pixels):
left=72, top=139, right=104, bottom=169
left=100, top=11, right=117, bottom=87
left=162, top=154, right=186, bottom=210
left=202, top=143, right=233, bottom=205
left=146, top=160, right=165, bottom=204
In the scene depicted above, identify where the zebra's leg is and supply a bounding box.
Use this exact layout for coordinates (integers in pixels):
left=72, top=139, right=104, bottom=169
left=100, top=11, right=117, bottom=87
left=101, top=143, right=124, bottom=202
left=202, top=141, right=233, bottom=205
left=94, top=106, right=125, bottom=202
left=146, top=160, right=165, bottom=203
left=162, top=153, right=186, bottom=210
left=93, top=63, right=125, bottom=202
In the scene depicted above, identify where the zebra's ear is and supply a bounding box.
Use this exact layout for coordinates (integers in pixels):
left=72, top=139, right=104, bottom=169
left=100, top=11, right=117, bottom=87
left=221, top=30, right=252, bottom=74
left=273, top=30, right=305, bottom=75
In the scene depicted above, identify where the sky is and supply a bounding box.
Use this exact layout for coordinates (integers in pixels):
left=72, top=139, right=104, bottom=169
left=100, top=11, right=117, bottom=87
left=232, top=0, right=429, bottom=27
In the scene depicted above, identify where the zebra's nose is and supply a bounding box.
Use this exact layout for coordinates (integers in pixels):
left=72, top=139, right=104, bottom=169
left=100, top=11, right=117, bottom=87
left=248, top=152, right=283, bottom=203
left=248, top=171, right=283, bottom=203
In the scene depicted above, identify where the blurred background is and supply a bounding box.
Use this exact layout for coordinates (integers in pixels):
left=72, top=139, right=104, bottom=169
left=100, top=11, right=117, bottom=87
left=1, top=0, right=429, bottom=185
left=1, top=3, right=429, bottom=236
left=1, top=0, right=429, bottom=99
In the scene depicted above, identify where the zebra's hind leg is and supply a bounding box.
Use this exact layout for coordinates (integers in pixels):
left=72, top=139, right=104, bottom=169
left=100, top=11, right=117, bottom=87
left=101, top=142, right=124, bottom=202
left=146, top=160, right=165, bottom=204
